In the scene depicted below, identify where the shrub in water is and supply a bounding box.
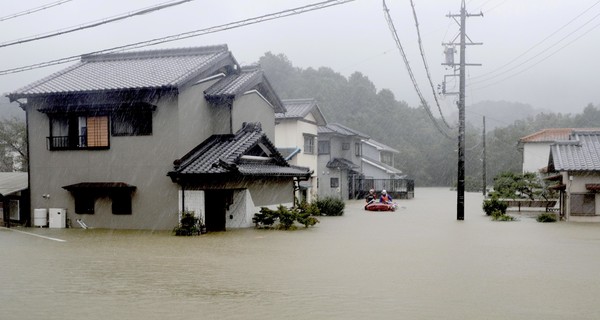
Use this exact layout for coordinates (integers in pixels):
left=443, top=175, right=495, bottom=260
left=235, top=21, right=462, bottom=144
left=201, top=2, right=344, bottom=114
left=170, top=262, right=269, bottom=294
left=253, top=207, right=277, bottom=228
left=490, top=209, right=515, bottom=221
left=315, top=197, right=345, bottom=216
left=536, top=213, right=557, bottom=223
left=483, top=196, right=508, bottom=216
left=173, top=211, right=200, bottom=236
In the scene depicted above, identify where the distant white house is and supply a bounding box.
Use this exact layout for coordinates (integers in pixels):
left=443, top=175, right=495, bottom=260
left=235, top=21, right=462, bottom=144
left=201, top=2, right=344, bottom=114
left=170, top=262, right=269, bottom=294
left=275, top=99, right=327, bottom=203
left=360, top=139, right=404, bottom=179
left=519, top=128, right=599, bottom=173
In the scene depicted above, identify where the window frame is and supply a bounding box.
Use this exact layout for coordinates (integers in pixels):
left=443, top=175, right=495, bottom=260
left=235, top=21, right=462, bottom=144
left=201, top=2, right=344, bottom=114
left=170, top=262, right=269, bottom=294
left=303, top=134, right=316, bottom=154
left=318, top=140, right=331, bottom=155
left=330, top=177, right=339, bottom=188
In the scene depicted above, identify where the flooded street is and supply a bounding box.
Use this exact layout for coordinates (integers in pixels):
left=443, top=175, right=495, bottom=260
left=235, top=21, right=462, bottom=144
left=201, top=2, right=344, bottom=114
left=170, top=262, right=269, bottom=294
left=2, top=187, right=600, bottom=319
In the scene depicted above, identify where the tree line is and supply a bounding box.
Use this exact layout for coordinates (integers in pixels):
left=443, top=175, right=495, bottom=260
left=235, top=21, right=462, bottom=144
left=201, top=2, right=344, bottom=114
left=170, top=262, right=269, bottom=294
left=258, top=52, right=600, bottom=187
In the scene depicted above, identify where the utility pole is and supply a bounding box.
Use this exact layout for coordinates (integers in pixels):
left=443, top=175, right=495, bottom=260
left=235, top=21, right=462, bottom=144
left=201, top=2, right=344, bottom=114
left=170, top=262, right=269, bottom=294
left=482, top=116, right=486, bottom=197
left=443, top=0, right=482, bottom=220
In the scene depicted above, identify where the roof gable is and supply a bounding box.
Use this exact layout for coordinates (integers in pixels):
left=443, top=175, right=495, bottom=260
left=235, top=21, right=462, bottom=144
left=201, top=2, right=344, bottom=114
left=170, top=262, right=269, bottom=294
left=204, top=66, right=285, bottom=113
left=9, top=45, right=236, bottom=99
left=169, top=122, right=310, bottom=178
left=276, top=99, right=327, bottom=125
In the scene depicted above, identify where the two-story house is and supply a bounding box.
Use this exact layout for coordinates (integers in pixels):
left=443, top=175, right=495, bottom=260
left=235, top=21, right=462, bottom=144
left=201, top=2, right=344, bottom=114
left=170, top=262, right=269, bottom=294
left=317, top=123, right=369, bottom=200
left=360, top=138, right=412, bottom=199
left=360, top=139, right=403, bottom=179
left=275, top=99, right=327, bottom=203
left=519, top=128, right=599, bottom=174
left=7, top=45, right=310, bottom=231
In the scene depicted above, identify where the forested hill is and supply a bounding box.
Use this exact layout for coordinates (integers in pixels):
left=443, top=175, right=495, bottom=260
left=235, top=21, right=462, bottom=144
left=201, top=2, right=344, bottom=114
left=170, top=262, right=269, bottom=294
left=258, top=52, right=600, bottom=187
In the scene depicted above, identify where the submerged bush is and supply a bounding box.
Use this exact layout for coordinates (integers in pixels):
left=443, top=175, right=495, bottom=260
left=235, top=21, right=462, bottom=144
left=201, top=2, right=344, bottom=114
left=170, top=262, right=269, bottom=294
left=173, top=211, right=200, bottom=236
left=490, top=209, right=515, bottom=221
left=314, top=197, right=345, bottom=216
left=536, top=213, right=557, bottom=223
left=252, top=203, right=320, bottom=230
left=483, top=196, right=508, bottom=216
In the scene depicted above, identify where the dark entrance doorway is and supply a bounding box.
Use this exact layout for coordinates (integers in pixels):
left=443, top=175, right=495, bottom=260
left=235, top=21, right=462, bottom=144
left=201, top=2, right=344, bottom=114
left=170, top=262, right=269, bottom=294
left=204, top=190, right=233, bottom=232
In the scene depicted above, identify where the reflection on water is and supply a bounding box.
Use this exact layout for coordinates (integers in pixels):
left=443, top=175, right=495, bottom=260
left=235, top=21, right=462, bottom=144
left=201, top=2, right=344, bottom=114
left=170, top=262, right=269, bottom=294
left=2, top=188, right=600, bottom=319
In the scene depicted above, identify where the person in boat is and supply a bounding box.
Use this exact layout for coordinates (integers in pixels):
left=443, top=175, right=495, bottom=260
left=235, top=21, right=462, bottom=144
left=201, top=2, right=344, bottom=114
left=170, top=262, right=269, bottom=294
left=366, top=189, right=377, bottom=204
left=379, top=190, right=393, bottom=204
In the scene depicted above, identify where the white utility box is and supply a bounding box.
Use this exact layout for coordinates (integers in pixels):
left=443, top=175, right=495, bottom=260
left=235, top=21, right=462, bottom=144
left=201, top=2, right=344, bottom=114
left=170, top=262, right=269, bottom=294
left=33, top=208, right=48, bottom=227
left=48, top=208, right=66, bottom=228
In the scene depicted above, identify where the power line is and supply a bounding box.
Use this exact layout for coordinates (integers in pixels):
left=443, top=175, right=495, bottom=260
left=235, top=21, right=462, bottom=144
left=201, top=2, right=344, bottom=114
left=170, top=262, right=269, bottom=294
left=0, top=0, right=356, bottom=76
left=469, top=0, right=600, bottom=83
left=0, top=0, right=74, bottom=22
left=469, top=16, right=600, bottom=92
left=409, top=0, right=453, bottom=129
left=382, top=0, right=453, bottom=140
left=0, top=0, right=195, bottom=48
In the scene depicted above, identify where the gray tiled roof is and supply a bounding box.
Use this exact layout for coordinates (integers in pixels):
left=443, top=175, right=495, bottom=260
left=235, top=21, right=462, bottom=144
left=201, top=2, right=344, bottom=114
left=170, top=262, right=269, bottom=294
left=276, top=99, right=327, bottom=125
left=9, top=45, right=233, bottom=98
left=204, top=66, right=285, bottom=113
left=169, top=123, right=310, bottom=178
left=549, top=132, right=600, bottom=171
left=318, top=123, right=370, bottom=139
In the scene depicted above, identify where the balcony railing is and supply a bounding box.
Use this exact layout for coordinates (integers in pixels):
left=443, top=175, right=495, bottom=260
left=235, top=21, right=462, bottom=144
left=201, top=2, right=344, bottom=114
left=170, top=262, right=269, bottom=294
left=47, top=135, right=108, bottom=150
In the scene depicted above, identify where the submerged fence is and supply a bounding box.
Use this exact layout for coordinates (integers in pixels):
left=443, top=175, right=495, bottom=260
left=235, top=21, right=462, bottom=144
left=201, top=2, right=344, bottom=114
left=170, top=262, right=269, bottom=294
left=350, top=178, right=414, bottom=200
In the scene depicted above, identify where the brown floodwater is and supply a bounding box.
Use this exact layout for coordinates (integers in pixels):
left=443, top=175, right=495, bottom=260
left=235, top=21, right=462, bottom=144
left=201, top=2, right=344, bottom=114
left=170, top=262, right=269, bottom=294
left=2, top=188, right=600, bottom=319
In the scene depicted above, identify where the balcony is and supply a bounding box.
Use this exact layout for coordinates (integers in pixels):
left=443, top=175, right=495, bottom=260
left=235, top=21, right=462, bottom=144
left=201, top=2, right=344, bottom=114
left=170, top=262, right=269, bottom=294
left=47, top=135, right=109, bottom=150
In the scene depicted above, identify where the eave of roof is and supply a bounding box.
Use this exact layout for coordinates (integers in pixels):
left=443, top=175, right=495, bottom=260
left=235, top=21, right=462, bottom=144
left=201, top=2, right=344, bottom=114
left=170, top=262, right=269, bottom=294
left=318, top=123, right=370, bottom=139
left=0, top=172, right=28, bottom=197
left=8, top=45, right=236, bottom=100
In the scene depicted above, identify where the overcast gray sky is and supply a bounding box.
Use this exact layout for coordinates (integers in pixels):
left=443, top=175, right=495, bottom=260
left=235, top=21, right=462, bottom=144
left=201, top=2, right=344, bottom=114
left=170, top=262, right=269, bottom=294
left=2, top=0, right=599, bottom=116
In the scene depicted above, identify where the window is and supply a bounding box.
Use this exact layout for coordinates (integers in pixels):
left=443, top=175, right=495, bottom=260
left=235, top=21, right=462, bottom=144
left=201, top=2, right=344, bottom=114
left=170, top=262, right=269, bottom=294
left=570, top=193, right=596, bottom=216
left=342, top=143, right=350, bottom=150
left=74, top=193, right=95, bottom=214
left=112, top=192, right=133, bottom=215
left=48, top=115, right=109, bottom=150
left=9, top=200, right=19, bottom=220
left=381, top=152, right=393, bottom=166
left=330, top=177, right=339, bottom=188
left=112, top=110, right=152, bottom=136
left=304, top=134, right=315, bottom=154
left=318, top=141, right=330, bottom=154
left=355, top=142, right=361, bottom=156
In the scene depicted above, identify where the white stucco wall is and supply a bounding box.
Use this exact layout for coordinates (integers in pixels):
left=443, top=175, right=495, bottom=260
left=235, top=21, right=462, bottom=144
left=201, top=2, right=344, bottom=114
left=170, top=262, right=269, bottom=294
left=522, top=142, right=552, bottom=173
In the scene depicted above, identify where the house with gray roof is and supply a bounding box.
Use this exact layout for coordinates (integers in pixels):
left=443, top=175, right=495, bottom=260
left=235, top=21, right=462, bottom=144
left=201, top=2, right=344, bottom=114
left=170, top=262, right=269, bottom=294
left=548, top=131, right=600, bottom=221
left=317, top=123, right=369, bottom=200
left=275, top=99, right=326, bottom=203
left=7, top=45, right=309, bottom=230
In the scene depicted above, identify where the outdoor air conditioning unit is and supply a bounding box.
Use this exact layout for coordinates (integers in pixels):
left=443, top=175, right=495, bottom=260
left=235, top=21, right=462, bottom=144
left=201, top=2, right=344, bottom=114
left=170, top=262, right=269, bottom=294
left=49, top=208, right=66, bottom=228
left=33, top=208, right=48, bottom=227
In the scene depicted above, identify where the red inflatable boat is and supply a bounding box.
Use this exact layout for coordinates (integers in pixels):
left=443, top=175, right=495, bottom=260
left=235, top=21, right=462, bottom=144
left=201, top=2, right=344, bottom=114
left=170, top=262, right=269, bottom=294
left=365, top=202, right=396, bottom=211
